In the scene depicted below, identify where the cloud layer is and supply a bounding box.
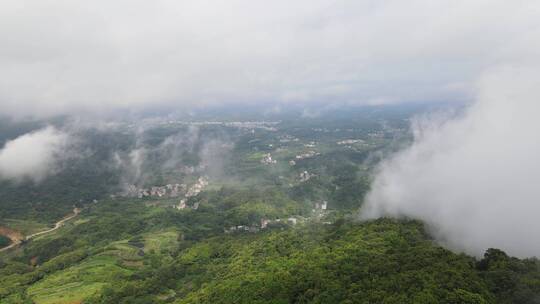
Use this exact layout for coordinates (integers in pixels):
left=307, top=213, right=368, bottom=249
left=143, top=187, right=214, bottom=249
left=1, top=0, right=539, bottom=117
left=361, top=64, right=540, bottom=258
left=0, top=126, right=69, bottom=182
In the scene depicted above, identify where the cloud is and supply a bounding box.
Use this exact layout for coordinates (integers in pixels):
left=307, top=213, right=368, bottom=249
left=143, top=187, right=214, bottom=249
left=1, top=0, right=539, bottom=117
left=113, top=125, right=233, bottom=187
left=0, top=126, right=69, bottom=182
left=361, top=63, right=540, bottom=258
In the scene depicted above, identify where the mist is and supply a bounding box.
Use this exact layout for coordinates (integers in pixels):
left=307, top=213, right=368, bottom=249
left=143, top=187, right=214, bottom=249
left=2, top=0, right=540, bottom=257
left=114, top=125, right=233, bottom=188
left=361, top=65, right=540, bottom=258
left=0, top=126, right=69, bottom=182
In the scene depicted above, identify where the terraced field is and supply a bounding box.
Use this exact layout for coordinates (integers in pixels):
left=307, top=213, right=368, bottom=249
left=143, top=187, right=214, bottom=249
left=26, top=254, right=133, bottom=304
left=143, top=229, right=180, bottom=253
left=17, top=229, right=180, bottom=303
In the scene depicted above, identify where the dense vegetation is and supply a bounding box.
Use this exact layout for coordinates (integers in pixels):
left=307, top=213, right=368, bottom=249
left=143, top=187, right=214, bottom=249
left=0, top=235, right=11, bottom=248
left=1, top=106, right=539, bottom=303
left=2, top=198, right=539, bottom=303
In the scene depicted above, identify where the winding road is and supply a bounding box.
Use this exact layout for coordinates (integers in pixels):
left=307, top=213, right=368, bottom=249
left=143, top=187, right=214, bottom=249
left=0, top=208, right=80, bottom=253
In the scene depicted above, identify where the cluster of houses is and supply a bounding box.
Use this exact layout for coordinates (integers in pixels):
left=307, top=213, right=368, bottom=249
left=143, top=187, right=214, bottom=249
left=185, top=176, right=208, bottom=197
left=224, top=201, right=329, bottom=234
left=225, top=217, right=300, bottom=234
left=367, top=131, right=385, bottom=139
left=295, top=150, right=320, bottom=160
left=260, top=153, right=277, bottom=165
left=337, top=139, right=365, bottom=145
left=223, top=121, right=279, bottom=131
left=278, top=135, right=299, bottom=143
left=225, top=225, right=260, bottom=233
left=122, top=175, right=209, bottom=211
left=314, top=200, right=328, bottom=210
left=299, top=170, right=312, bottom=182
left=155, top=120, right=279, bottom=132
left=312, top=128, right=361, bottom=133
left=260, top=217, right=298, bottom=228
left=124, top=183, right=187, bottom=199
left=176, top=199, right=200, bottom=210
left=174, top=176, right=209, bottom=210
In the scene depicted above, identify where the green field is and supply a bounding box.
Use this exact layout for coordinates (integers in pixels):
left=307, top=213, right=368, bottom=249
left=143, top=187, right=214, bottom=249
left=143, top=229, right=180, bottom=253
left=26, top=252, right=134, bottom=303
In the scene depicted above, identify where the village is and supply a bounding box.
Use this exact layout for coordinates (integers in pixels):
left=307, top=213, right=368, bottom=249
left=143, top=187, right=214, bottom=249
left=174, top=176, right=209, bottom=210
left=137, top=120, right=281, bottom=132
left=124, top=183, right=186, bottom=199
left=87, top=118, right=392, bottom=244
left=121, top=176, right=209, bottom=211
left=119, top=170, right=332, bottom=236
left=224, top=200, right=329, bottom=234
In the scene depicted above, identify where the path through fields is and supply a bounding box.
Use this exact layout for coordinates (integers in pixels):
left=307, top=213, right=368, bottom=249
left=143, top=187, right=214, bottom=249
left=0, top=208, right=80, bottom=253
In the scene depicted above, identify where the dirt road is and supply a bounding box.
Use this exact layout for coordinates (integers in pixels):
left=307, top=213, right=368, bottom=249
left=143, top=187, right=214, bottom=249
left=0, top=208, right=80, bottom=253
left=25, top=208, right=81, bottom=240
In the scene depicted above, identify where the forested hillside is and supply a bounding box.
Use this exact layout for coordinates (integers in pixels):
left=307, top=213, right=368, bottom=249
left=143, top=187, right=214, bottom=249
left=1, top=198, right=539, bottom=303
left=1, top=108, right=539, bottom=303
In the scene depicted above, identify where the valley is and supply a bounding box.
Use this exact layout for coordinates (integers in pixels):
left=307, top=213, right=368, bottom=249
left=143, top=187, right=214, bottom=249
left=0, top=105, right=539, bottom=303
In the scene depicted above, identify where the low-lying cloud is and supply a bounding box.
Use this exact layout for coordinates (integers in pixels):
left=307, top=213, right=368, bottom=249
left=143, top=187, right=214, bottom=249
left=0, top=126, right=69, bottom=182
left=114, top=125, right=232, bottom=187
left=361, top=65, right=540, bottom=258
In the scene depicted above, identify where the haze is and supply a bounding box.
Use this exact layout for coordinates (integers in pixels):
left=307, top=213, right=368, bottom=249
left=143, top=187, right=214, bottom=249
left=2, top=0, right=540, bottom=258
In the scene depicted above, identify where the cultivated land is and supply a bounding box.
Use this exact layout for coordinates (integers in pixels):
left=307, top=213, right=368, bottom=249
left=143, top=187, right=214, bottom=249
left=1, top=106, right=539, bottom=303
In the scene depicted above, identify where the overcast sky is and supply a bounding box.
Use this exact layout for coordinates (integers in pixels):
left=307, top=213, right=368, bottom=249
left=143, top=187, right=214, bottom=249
left=1, top=0, right=538, bottom=117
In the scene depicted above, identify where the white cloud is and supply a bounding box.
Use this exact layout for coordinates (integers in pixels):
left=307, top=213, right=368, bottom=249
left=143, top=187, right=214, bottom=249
left=361, top=64, right=540, bottom=258
left=1, top=0, right=539, bottom=117
left=0, top=126, right=69, bottom=182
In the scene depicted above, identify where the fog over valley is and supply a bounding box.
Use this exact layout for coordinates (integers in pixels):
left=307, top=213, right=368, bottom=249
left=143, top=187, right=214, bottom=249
left=1, top=1, right=540, bottom=303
